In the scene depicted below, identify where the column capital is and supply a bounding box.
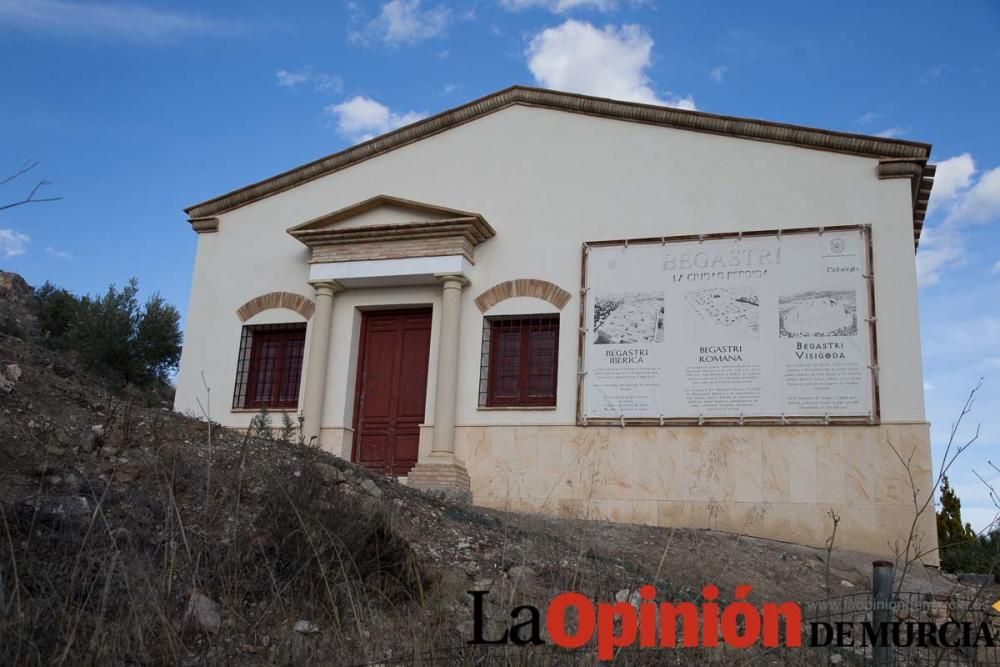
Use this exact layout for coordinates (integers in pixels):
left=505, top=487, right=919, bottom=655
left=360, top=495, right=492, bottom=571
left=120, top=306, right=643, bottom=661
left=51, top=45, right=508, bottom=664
left=434, top=273, right=469, bottom=289
left=309, top=280, right=344, bottom=296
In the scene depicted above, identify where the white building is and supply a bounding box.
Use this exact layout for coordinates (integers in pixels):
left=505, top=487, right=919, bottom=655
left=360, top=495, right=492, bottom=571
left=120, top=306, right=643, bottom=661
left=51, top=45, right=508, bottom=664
left=175, top=86, right=938, bottom=558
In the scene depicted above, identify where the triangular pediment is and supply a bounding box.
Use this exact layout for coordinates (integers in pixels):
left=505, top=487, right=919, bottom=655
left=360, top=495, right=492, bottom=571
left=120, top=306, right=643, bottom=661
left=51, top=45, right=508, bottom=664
left=287, top=195, right=485, bottom=233
left=287, top=194, right=495, bottom=265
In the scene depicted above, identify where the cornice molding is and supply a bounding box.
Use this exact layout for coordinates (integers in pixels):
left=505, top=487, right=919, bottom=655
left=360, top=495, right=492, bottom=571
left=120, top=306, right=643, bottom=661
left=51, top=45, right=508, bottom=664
left=185, top=86, right=934, bottom=247
left=878, top=158, right=936, bottom=249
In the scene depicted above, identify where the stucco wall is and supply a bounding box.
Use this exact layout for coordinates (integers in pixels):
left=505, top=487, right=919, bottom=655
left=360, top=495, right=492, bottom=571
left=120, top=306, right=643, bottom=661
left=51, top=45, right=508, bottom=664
left=174, top=103, right=932, bottom=559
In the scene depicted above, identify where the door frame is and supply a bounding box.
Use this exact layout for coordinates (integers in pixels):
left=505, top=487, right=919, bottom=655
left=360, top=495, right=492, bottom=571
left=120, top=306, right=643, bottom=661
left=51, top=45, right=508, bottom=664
left=350, top=306, right=434, bottom=470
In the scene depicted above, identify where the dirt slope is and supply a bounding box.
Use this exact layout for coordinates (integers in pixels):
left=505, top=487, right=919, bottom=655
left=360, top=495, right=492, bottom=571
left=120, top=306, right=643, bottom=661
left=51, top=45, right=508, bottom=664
left=0, top=271, right=981, bottom=665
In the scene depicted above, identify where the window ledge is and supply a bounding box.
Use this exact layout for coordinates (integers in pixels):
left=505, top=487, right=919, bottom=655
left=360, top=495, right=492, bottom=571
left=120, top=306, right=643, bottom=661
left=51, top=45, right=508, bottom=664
left=477, top=405, right=557, bottom=411
left=230, top=408, right=300, bottom=413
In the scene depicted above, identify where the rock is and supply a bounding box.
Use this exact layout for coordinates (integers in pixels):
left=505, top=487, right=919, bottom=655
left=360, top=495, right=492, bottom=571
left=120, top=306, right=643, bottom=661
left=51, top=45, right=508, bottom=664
left=508, top=565, right=535, bottom=582
left=293, top=620, right=320, bottom=634
left=839, top=579, right=855, bottom=588
left=45, top=445, right=64, bottom=457
left=461, top=560, right=480, bottom=575
left=82, top=425, right=104, bottom=453
left=359, top=478, right=382, bottom=498
left=615, top=589, right=643, bottom=608
left=183, top=591, right=221, bottom=634
left=958, top=573, right=995, bottom=587
left=830, top=655, right=843, bottom=664
left=99, top=446, right=118, bottom=458
left=114, top=462, right=143, bottom=483
left=0, top=363, right=21, bottom=393
left=62, top=473, right=80, bottom=491
left=51, top=362, right=73, bottom=378
left=34, top=462, right=56, bottom=476
left=315, top=462, right=345, bottom=485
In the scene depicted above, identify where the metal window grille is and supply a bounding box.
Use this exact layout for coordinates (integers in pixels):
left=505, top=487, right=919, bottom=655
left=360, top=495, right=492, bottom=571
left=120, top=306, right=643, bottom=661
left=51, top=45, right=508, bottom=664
left=478, top=314, right=559, bottom=407
left=232, top=323, right=307, bottom=409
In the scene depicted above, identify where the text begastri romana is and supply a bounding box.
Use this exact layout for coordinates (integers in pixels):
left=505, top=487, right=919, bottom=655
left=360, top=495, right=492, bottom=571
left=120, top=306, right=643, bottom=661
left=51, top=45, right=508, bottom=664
left=696, top=343, right=849, bottom=364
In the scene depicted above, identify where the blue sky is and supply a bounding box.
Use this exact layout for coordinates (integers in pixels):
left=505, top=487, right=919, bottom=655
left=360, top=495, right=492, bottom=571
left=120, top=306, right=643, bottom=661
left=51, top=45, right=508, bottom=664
left=2, top=0, right=999, bottom=527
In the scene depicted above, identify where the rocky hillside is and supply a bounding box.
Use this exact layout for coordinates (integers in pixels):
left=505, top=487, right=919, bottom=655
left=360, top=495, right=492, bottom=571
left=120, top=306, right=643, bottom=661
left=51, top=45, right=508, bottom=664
left=0, top=271, right=986, bottom=665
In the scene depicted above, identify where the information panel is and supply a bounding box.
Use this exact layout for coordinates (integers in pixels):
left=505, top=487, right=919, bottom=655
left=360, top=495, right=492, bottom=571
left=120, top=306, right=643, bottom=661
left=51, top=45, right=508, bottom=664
left=580, top=227, right=876, bottom=422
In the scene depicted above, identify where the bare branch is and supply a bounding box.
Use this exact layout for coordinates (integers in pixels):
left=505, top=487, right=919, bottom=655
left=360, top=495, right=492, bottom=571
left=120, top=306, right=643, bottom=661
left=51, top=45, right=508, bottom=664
left=892, top=378, right=984, bottom=593
left=0, top=160, right=38, bottom=186
left=1, top=161, right=63, bottom=212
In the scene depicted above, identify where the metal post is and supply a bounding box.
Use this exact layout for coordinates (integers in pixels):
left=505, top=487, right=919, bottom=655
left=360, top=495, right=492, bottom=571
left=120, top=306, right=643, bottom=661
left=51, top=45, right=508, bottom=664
left=872, top=560, right=894, bottom=667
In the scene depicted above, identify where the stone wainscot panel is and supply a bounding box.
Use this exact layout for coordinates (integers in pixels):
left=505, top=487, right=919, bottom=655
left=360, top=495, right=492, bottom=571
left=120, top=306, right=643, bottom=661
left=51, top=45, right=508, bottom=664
left=452, top=423, right=937, bottom=564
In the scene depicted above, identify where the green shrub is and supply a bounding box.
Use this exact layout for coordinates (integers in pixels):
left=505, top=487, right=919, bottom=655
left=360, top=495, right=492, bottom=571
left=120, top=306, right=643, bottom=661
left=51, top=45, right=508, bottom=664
left=63, top=278, right=182, bottom=390
left=35, top=281, right=79, bottom=341
left=937, top=475, right=1000, bottom=579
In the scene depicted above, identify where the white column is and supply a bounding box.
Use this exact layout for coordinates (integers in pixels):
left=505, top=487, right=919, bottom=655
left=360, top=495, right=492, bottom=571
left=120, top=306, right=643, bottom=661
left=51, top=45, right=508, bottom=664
left=430, top=274, right=468, bottom=459
left=301, top=281, right=340, bottom=444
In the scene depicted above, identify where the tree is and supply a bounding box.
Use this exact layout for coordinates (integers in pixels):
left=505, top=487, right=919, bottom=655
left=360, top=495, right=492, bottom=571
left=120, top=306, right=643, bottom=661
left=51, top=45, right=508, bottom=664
left=35, top=281, right=79, bottom=341
left=935, top=474, right=995, bottom=574
left=937, top=474, right=976, bottom=547
left=69, top=278, right=182, bottom=389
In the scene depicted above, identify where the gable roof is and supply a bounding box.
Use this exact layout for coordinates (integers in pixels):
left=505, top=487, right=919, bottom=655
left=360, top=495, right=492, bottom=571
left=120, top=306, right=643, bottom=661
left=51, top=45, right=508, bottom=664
left=185, top=85, right=935, bottom=246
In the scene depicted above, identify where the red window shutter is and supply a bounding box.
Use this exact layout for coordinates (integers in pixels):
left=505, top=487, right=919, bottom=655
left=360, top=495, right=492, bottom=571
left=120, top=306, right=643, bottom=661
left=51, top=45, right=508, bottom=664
left=525, top=326, right=557, bottom=402
left=244, top=327, right=306, bottom=409
left=485, top=316, right=558, bottom=407
left=489, top=325, right=523, bottom=405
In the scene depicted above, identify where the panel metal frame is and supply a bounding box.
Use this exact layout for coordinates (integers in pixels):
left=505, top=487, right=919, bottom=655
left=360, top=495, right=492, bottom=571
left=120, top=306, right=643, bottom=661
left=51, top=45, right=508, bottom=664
left=576, top=225, right=879, bottom=427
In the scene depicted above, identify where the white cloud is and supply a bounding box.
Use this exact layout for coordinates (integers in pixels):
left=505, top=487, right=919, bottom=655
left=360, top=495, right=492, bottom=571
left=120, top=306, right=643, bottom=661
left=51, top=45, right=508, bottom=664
left=355, top=0, right=449, bottom=46
left=275, top=67, right=342, bottom=94
left=916, top=225, right=962, bottom=287
left=525, top=20, right=696, bottom=109
left=993, top=259, right=1000, bottom=274
left=326, top=96, right=425, bottom=142
left=857, top=111, right=879, bottom=125
left=276, top=69, right=308, bottom=88
left=45, top=246, right=71, bottom=259
left=875, top=126, right=906, bottom=139
left=0, top=0, right=239, bottom=42
left=709, top=65, right=727, bottom=83
left=928, top=153, right=975, bottom=217
left=502, top=0, right=618, bottom=12
left=0, top=229, right=29, bottom=258
left=950, top=166, right=1000, bottom=225
left=917, top=155, right=1000, bottom=286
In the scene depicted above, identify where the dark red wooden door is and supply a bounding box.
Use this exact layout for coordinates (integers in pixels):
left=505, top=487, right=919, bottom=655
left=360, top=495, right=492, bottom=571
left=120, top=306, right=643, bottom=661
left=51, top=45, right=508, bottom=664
left=352, top=309, right=432, bottom=476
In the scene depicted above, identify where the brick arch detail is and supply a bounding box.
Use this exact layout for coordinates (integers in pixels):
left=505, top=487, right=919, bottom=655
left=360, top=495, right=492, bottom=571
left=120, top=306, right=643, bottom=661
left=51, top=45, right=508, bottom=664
left=236, top=291, right=315, bottom=322
left=473, top=279, right=572, bottom=313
